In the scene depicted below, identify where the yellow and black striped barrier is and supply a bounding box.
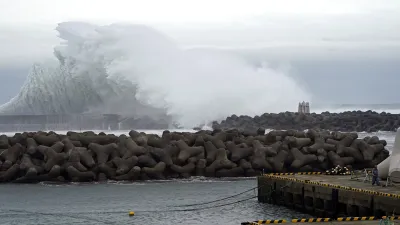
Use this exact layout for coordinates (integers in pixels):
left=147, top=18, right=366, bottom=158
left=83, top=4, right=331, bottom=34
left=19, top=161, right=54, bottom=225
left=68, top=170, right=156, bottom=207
left=243, top=216, right=400, bottom=224
left=241, top=220, right=287, bottom=225
left=264, top=174, right=400, bottom=199
left=337, top=217, right=377, bottom=221
left=269, top=173, right=297, bottom=175
left=255, top=220, right=287, bottom=224
left=382, top=216, right=400, bottom=220
left=377, top=193, right=400, bottom=198
left=291, top=218, right=332, bottom=223
left=267, top=172, right=322, bottom=176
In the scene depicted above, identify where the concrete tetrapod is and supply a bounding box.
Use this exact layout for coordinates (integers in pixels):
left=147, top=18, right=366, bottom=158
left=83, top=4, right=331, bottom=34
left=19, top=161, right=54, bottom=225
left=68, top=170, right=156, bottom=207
left=212, top=111, right=400, bottom=132
left=0, top=129, right=391, bottom=183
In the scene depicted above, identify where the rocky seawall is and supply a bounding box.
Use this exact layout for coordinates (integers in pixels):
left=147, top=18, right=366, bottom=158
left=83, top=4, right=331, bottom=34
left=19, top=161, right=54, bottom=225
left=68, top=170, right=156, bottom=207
left=0, top=129, right=389, bottom=183
left=212, top=111, right=400, bottom=132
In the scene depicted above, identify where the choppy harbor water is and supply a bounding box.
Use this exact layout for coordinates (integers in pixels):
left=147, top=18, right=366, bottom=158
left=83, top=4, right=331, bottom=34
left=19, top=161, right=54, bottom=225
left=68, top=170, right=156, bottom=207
left=0, top=130, right=396, bottom=225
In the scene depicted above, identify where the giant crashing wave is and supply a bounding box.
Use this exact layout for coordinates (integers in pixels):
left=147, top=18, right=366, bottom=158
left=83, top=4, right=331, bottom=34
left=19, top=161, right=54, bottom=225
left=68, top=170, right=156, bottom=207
left=0, top=22, right=311, bottom=128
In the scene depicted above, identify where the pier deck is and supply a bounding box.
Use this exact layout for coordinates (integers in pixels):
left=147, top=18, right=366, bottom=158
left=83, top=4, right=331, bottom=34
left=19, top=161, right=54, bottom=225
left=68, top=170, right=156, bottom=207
left=258, top=174, right=400, bottom=219
left=315, top=222, right=399, bottom=225
left=286, top=221, right=397, bottom=225
left=285, top=174, right=400, bottom=195
left=243, top=217, right=400, bottom=225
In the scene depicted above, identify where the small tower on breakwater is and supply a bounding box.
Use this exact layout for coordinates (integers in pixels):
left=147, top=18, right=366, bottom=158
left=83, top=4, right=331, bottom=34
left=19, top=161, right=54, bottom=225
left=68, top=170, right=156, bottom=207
left=298, top=101, right=310, bottom=114
left=305, top=102, right=310, bottom=113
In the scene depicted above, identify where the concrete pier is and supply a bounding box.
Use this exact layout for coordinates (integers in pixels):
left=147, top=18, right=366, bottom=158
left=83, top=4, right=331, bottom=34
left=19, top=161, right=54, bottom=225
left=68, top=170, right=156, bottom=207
left=243, top=221, right=399, bottom=225
left=258, top=174, right=400, bottom=218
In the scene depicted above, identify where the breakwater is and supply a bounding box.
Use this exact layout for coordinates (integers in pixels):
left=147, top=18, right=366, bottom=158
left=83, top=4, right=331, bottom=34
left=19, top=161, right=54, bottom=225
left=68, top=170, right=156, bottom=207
left=0, top=129, right=389, bottom=183
left=212, top=111, right=400, bottom=132
left=0, top=114, right=172, bottom=132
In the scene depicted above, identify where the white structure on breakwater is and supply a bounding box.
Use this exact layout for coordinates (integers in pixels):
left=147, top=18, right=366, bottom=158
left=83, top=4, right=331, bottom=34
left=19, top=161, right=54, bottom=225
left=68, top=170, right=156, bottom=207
left=378, top=128, right=400, bottom=182
left=298, top=101, right=310, bottom=114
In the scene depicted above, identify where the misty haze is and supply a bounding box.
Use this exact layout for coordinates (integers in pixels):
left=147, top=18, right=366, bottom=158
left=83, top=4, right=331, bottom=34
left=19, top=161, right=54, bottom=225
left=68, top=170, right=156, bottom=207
left=0, top=0, right=399, bottom=129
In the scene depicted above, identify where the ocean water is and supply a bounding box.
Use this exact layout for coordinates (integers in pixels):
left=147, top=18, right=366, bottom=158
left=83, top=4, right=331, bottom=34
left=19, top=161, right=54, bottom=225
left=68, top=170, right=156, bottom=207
left=0, top=178, right=313, bottom=225
left=0, top=130, right=396, bottom=225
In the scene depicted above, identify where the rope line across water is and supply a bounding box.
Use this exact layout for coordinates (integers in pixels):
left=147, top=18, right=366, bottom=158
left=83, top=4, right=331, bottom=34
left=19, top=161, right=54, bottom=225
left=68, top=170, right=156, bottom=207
left=169, top=185, right=262, bottom=207
left=1, top=185, right=274, bottom=224
left=0, top=195, right=258, bottom=220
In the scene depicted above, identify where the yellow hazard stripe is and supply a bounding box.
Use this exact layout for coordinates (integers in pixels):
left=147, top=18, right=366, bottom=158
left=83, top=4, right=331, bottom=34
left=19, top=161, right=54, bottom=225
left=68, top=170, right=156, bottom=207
left=291, top=218, right=332, bottom=223
left=337, top=217, right=377, bottom=221
left=254, top=220, right=287, bottom=224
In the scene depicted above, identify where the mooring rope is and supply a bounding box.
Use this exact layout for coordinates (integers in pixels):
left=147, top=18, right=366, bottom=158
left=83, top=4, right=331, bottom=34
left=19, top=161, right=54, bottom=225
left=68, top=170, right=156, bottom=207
left=168, top=185, right=263, bottom=207
left=0, top=185, right=275, bottom=224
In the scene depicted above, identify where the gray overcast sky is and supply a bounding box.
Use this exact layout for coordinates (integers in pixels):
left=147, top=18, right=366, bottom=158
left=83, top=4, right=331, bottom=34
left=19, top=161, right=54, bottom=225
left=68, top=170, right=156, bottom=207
left=0, top=0, right=399, bottom=105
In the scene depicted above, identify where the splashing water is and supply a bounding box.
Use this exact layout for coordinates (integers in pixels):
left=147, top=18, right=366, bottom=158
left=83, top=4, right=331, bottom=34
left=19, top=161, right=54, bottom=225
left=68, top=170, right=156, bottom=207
left=0, top=22, right=311, bottom=127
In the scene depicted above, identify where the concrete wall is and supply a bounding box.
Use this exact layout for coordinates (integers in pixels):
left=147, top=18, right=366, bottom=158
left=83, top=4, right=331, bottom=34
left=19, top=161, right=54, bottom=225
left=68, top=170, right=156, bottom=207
left=0, top=113, right=174, bottom=132
left=0, top=113, right=173, bottom=131
left=0, top=114, right=121, bottom=131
